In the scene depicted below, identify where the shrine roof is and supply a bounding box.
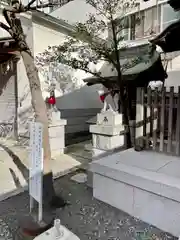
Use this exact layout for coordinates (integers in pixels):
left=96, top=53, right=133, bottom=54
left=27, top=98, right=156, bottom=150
left=84, top=55, right=167, bottom=88
left=151, top=19, right=180, bottom=53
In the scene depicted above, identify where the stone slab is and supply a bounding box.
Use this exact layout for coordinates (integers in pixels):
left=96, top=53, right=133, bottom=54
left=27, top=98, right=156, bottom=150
left=97, top=112, right=122, bottom=126
left=92, top=134, right=124, bottom=150
left=50, top=137, right=65, bottom=151
left=90, top=124, right=124, bottom=136
left=157, top=160, right=180, bottom=178
left=34, top=225, right=80, bottom=240
left=91, top=146, right=125, bottom=160
left=117, top=149, right=172, bottom=172
left=51, top=148, right=64, bottom=157
left=90, top=149, right=180, bottom=203
left=93, top=172, right=180, bottom=237
left=70, top=173, right=87, bottom=183
left=92, top=148, right=107, bottom=158
left=91, top=149, right=180, bottom=236
left=49, top=125, right=64, bottom=138
left=93, top=174, right=134, bottom=216
left=0, top=142, right=81, bottom=202
left=49, top=119, right=67, bottom=127
left=91, top=148, right=173, bottom=172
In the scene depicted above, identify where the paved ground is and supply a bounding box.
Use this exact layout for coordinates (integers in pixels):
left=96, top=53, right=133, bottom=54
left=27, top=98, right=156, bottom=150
left=0, top=139, right=85, bottom=202
left=0, top=170, right=177, bottom=240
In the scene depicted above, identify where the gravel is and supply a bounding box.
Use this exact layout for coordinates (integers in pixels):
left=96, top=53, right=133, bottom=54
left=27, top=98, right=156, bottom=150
left=0, top=170, right=177, bottom=240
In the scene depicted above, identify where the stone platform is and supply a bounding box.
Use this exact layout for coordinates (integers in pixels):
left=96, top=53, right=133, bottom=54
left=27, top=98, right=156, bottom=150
left=90, top=148, right=180, bottom=237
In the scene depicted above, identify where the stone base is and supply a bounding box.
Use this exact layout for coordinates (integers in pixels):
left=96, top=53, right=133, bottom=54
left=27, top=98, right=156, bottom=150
left=97, top=111, right=122, bottom=125
left=90, top=149, right=180, bottom=237
left=90, top=124, right=124, bottom=136
left=49, top=119, right=67, bottom=156
left=92, top=134, right=124, bottom=150
left=34, top=224, right=80, bottom=240
left=92, top=148, right=107, bottom=158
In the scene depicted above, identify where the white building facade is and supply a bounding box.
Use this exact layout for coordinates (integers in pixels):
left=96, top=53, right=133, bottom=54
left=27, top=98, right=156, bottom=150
left=119, top=0, right=180, bottom=89
left=0, top=0, right=103, bottom=142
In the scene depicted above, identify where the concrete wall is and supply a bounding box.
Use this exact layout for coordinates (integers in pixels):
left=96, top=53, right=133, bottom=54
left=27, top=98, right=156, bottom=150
left=33, top=22, right=65, bottom=55
left=56, top=84, right=103, bottom=133
left=0, top=62, right=16, bottom=137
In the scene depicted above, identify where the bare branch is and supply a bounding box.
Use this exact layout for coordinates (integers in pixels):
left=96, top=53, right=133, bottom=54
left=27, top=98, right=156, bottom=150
left=25, top=0, right=36, bottom=9
left=3, top=4, right=24, bottom=14
left=69, top=64, right=108, bottom=82
left=29, top=2, right=60, bottom=10
left=2, top=9, right=12, bottom=27
left=0, top=22, right=10, bottom=33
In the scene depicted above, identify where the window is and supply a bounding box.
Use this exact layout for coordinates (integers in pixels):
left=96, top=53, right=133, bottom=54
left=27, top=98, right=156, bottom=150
left=162, top=3, right=179, bottom=30
left=144, top=6, right=161, bottom=36
left=116, top=16, right=130, bottom=41
left=131, top=11, right=144, bottom=39
left=130, top=5, right=161, bottom=40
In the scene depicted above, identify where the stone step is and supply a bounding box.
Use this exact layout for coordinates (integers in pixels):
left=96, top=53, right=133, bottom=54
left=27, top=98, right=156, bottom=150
left=90, top=148, right=180, bottom=237
left=66, top=141, right=93, bottom=160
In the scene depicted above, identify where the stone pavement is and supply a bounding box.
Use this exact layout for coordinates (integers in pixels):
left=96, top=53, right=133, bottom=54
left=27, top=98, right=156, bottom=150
left=0, top=171, right=177, bottom=240
left=66, top=140, right=92, bottom=170
left=0, top=138, right=86, bottom=202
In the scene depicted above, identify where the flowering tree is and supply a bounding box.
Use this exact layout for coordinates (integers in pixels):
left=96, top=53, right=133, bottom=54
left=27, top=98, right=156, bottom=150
left=37, top=0, right=140, bottom=148
left=0, top=0, right=66, bottom=208
left=36, top=61, right=83, bottom=95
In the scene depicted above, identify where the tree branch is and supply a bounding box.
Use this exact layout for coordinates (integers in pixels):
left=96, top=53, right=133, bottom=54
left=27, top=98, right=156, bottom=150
left=25, top=0, right=36, bottom=9
left=3, top=5, right=24, bottom=14
left=29, top=3, right=60, bottom=10
left=68, top=63, right=108, bottom=82
left=0, top=22, right=10, bottom=33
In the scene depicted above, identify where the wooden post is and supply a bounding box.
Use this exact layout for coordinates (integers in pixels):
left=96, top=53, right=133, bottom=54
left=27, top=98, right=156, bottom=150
left=152, top=89, right=158, bottom=150
left=159, top=87, right=165, bottom=152
left=167, top=87, right=174, bottom=153
left=175, top=86, right=180, bottom=155
left=136, top=88, right=144, bottom=146
left=146, top=87, right=151, bottom=148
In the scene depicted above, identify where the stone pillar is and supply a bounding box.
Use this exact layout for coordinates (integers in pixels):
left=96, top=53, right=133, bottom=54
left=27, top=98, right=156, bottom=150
left=48, top=111, right=67, bottom=159
left=136, top=88, right=144, bottom=141
left=87, top=111, right=124, bottom=187
left=90, top=111, right=125, bottom=158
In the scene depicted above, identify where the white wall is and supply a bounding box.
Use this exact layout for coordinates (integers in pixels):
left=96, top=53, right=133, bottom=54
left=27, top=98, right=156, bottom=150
left=15, top=10, right=103, bottom=136
left=50, top=0, right=108, bottom=39
left=51, top=0, right=98, bottom=24
left=33, top=23, right=66, bottom=55
left=165, top=71, right=180, bottom=92
left=56, top=84, right=102, bottom=109
left=0, top=6, right=11, bottom=38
